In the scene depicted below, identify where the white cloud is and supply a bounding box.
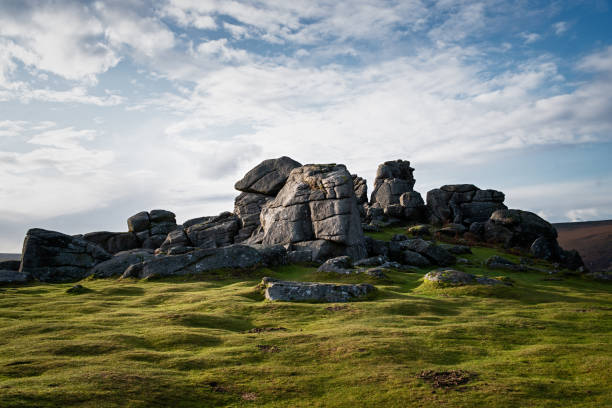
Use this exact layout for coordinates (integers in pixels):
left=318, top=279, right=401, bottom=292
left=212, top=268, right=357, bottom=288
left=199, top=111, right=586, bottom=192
left=0, top=120, right=27, bottom=137
left=566, top=208, right=600, bottom=222
left=0, top=3, right=119, bottom=82
left=553, top=21, right=568, bottom=35
left=195, top=39, right=251, bottom=63
left=520, top=32, right=541, bottom=44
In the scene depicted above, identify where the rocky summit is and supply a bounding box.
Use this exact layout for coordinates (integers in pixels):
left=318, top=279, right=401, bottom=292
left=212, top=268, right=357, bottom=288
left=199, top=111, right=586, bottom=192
left=8, top=156, right=586, bottom=285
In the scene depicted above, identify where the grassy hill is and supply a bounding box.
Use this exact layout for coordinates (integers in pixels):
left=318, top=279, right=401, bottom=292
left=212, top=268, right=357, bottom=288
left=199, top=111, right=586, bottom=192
left=0, top=229, right=610, bottom=407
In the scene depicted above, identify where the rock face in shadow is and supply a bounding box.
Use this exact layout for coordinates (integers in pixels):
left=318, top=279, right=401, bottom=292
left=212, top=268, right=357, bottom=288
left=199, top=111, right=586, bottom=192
left=0, top=270, right=28, bottom=283
left=82, top=231, right=140, bottom=254
left=20, top=228, right=111, bottom=282
left=261, top=277, right=375, bottom=302
left=90, top=249, right=155, bottom=278
left=121, top=244, right=261, bottom=280
left=260, top=163, right=367, bottom=261
left=427, top=184, right=506, bottom=226
left=159, top=212, right=240, bottom=254
left=127, top=209, right=178, bottom=250
left=233, top=193, right=274, bottom=243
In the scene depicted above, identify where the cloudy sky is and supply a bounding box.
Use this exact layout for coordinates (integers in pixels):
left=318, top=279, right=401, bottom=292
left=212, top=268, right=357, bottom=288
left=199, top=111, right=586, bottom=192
left=1, top=0, right=611, bottom=252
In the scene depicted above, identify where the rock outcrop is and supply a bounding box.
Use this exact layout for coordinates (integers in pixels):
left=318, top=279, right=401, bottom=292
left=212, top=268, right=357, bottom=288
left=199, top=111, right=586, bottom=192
left=260, top=163, right=367, bottom=261
left=121, top=244, right=261, bottom=280
left=261, top=277, right=375, bottom=302
left=127, top=209, right=178, bottom=250
left=82, top=231, right=140, bottom=254
left=233, top=157, right=302, bottom=243
left=367, top=160, right=427, bottom=224
left=160, top=212, right=239, bottom=253
left=427, top=184, right=506, bottom=226
left=20, top=228, right=111, bottom=282
left=89, top=249, right=155, bottom=278
left=233, top=193, right=274, bottom=243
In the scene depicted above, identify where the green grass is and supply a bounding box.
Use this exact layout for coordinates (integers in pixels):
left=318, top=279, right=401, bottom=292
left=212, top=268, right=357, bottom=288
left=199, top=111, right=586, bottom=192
left=0, top=235, right=611, bottom=407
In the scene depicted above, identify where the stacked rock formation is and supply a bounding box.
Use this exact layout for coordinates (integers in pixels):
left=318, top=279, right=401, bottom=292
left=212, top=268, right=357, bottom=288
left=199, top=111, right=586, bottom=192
left=127, top=209, right=178, bottom=250
left=366, top=160, right=428, bottom=225
left=233, top=157, right=302, bottom=243
left=260, top=163, right=368, bottom=261
left=427, top=184, right=506, bottom=226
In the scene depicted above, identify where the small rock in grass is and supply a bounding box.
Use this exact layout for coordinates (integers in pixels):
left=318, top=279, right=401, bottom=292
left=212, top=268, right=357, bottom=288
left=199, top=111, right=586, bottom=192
left=66, top=284, right=90, bottom=294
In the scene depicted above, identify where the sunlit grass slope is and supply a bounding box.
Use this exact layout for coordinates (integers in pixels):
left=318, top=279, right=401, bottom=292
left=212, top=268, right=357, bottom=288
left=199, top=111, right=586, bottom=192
left=0, top=232, right=610, bottom=407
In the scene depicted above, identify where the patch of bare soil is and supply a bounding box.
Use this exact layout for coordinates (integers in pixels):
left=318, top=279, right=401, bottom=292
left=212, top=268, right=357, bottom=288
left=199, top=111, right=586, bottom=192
left=257, top=344, right=280, bottom=353
left=418, top=369, right=475, bottom=388
left=326, top=305, right=349, bottom=311
left=241, top=392, right=258, bottom=401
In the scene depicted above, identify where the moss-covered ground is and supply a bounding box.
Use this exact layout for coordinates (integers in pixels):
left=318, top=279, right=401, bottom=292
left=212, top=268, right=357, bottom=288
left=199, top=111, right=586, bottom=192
left=0, top=230, right=610, bottom=407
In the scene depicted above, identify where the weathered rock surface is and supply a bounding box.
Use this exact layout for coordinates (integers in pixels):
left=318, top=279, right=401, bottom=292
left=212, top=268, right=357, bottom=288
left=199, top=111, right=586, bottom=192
left=20, top=228, right=111, bottom=283
left=261, top=277, right=375, bottom=302
left=260, top=164, right=367, bottom=261
left=427, top=184, right=506, bottom=226
left=424, top=269, right=508, bottom=286
left=486, top=209, right=556, bottom=248
left=90, top=249, right=155, bottom=278
left=234, top=193, right=274, bottom=243
left=530, top=237, right=561, bottom=261
left=0, top=260, right=20, bottom=271
left=367, top=160, right=427, bottom=224
left=127, top=209, right=178, bottom=250
left=352, top=174, right=368, bottom=205
left=160, top=212, right=240, bottom=253
left=370, top=160, right=415, bottom=206
left=82, top=231, right=140, bottom=254
left=249, top=244, right=287, bottom=267
left=393, top=239, right=456, bottom=266
left=401, top=250, right=432, bottom=267
left=317, top=256, right=353, bottom=274
left=235, top=156, right=302, bottom=195
left=0, top=270, right=29, bottom=283
left=121, top=245, right=261, bottom=280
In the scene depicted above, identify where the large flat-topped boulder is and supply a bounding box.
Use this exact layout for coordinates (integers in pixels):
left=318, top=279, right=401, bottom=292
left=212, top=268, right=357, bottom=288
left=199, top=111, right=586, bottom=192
left=427, top=184, right=506, bottom=226
left=20, top=228, right=111, bottom=283
left=260, top=163, right=367, bottom=261
left=235, top=156, right=302, bottom=196
left=261, top=277, right=375, bottom=302
left=121, top=245, right=261, bottom=280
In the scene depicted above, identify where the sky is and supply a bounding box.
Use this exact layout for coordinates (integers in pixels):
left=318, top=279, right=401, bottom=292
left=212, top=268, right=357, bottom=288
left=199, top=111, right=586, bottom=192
left=1, top=0, right=612, bottom=252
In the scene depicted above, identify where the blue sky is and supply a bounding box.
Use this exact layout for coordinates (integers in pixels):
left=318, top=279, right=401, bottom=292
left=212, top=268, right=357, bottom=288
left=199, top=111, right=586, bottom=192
left=1, top=0, right=611, bottom=252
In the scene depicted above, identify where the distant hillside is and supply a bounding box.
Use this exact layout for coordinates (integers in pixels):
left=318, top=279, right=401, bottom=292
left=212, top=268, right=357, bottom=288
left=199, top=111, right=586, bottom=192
left=554, top=220, right=612, bottom=272
left=0, top=253, right=20, bottom=261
